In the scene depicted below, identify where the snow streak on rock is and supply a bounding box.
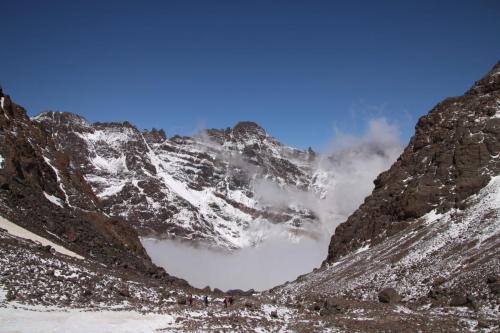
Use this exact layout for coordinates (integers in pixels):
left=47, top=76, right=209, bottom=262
left=34, top=114, right=394, bottom=249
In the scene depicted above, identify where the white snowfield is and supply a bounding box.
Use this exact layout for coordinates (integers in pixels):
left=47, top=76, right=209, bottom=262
left=0, top=305, right=178, bottom=333
left=43, top=191, right=64, bottom=208
left=0, top=216, right=84, bottom=260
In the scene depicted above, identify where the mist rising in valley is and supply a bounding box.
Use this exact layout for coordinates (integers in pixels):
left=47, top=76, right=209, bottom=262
left=143, top=118, right=402, bottom=291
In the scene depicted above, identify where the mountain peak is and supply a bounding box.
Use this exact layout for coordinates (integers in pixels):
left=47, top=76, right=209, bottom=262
left=466, top=60, right=500, bottom=96
left=231, top=121, right=267, bottom=141
left=233, top=121, right=264, bottom=132
left=32, top=111, right=90, bottom=127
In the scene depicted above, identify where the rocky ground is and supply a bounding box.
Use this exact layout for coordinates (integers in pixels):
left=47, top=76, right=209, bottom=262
left=1, top=221, right=498, bottom=332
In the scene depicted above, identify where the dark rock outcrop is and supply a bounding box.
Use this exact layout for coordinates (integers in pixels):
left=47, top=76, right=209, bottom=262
left=0, top=90, right=178, bottom=284
left=326, top=61, right=500, bottom=262
left=378, top=288, right=401, bottom=304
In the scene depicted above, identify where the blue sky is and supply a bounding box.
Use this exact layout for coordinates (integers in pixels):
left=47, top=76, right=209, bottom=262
left=1, top=0, right=499, bottom=150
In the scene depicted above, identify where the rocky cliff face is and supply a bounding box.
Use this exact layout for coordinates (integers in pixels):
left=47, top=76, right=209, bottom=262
left=0, top=90, right=177, bottom=283
left=32, top=112, right=324, bottom=248
left=326, top=61, right=500, bottom=262
left=273, top=63, right=500, bottom=328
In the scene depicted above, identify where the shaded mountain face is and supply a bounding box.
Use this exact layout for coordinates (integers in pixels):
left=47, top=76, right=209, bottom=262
left=1, top=84, right=402, bottom=253
left=32, top=113, right=325, bottom=248
left=0, top=90, right=179, bottom=284
left=326, top=61, right=500, bottom=263
left=269, top=63, right=500, bottom=326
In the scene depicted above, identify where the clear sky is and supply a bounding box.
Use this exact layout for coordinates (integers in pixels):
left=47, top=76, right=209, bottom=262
left=1, top=0, right=499, bottom=150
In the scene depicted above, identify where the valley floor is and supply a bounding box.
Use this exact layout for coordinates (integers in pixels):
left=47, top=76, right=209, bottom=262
left=1, top=292, right=498, bottom=333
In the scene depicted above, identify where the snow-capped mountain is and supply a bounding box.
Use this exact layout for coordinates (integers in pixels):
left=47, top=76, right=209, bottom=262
left=0, top=87, right=181, bottom=286
left=32, top=113, right=323, bottom=248
left=1, top=62, right=500, bottom=332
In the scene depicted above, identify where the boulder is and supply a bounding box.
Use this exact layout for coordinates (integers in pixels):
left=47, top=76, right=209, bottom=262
left=244, top=301, right=255, bottom=309
left=486, top=275, right=500, bottom=296
left=449, top=294, right=468, bottom=307
left=117, top=288, right=131, bottom=298
left=309, top=303, right=322, bottom=311
left=378, top=288, right=401, bottom=304
left=432, top=276, right=447, bottom=287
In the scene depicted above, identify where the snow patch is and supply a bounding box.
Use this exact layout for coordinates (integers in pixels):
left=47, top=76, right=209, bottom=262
left=423, top=210, right=444, bottom=225
left=42, top=156, right=74, bottom=208
left=0, top=306, right=176, bottom=333
left=0, top=153, right=4, bottom=168
left=43, top=192, right=64, bottom=208
left=91, top=154, right=128, bottom=174
left=353, top=243, right=370, bottom=254
left=491, top=100, right=500, bottom=119
left=0, top=215, right=84, bottom=259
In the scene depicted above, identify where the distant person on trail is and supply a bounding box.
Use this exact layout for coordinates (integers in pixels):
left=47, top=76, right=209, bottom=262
left=203, top=295, right=209, bottom=307
left=223, top=296, right=228, bottom=308
left=188, top=294, right=193, bottom=307
left=228, top=296, right=234, bottom=306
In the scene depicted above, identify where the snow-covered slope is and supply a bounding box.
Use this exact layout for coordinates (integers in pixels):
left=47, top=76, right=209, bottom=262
left=33, top=115, right=332, bottom=248
left=0, top=215, right=83, bottom=259
left=279, top=175, right=500, bottom=305
left=274, top=61, right=500, bottom=326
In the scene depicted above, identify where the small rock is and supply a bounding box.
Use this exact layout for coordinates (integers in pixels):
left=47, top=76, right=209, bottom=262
left=486, top=275, right=498, bottom=284
left=323, top=297, right=344, bottom=314
left=244, top=301, right=255, bottom=308
left=6, top=290, right=16, bottom=301
left=42, top=245, right=55, bottom=254
left=309, top=303, right=322, bottom=311
left=319, top=308, right=331, bottom=316
left=270, top=310, right=278, bottom=319
left=477, top=319, right=490, bottom=329
left=177, top=297, right=187, bottom=305
left=432, top=276, right=446, bottom=287
left=378, top=288, right=401, bottom=304
left=449, top=295, right=468, bottom=307
left=118, top=288, right=130, bottom=298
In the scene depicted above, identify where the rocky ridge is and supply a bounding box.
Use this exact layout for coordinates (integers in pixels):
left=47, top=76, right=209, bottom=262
left=326, top=61, right=500, bottom=262
left=32, top=111, right=324, bottom=248
left=0, top=88, right=181, bottom=285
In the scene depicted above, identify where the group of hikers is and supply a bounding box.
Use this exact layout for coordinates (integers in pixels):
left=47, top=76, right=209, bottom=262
left=186, top=294, right=234, bottom=308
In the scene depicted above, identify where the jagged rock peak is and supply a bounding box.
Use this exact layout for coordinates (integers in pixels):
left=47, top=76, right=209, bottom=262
left=143, top=127, right=167, bottom=144
left=203, top=121, right=268, bottom=146
left=233, top=121, right=266, bottom=136
left=466, top=60, right=500, bottom=96
left=32, top=111, right=90, bottom=128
